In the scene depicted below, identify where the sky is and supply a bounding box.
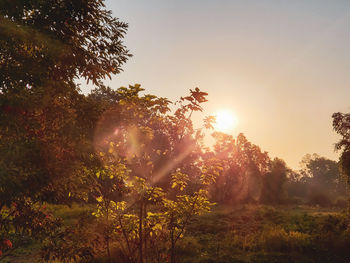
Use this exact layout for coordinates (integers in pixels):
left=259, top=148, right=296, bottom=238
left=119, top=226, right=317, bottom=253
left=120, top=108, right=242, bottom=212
left=82, top=0, right=350, bottom=169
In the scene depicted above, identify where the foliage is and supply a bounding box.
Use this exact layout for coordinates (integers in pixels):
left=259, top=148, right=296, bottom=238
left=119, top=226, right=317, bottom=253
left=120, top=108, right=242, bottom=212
left=307, top=192, right=331, bottom=207
left=333, top=112, right=350, bottom=152
left=0, top=1, right=131, bottom=260
left=128, top=205, right=339, bottom=262
left=0, top=0, right=131, bottom=204
left=41, top=210, right=104, bottom=263
left=1, top=2, right=349, bottom=257
left=0, top=199, right=61, bottom=260
left=259, top=226, right=311, bottom=252
left=40, top=85, right=218, bottom=263
left=208, top=132, right=271, bottom=204
left=178, top=205, right=350, bottom=263
left=333, top=112, right=350, bottom=188
left=261, top=158, right=288, bottom=204
left=285, top=154, right=346, bottom=205
left=300, top=154, right=344, bottom=195
left=0, top=0, right=131, bottom=90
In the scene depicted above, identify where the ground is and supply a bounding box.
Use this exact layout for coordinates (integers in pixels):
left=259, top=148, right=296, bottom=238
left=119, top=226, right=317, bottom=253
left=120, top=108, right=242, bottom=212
left=1, top=204, right=348, bottom=263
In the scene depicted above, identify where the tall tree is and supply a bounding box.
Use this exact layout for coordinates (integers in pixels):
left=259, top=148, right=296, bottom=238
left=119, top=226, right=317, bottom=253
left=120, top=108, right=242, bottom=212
left=261, top=158, right=288, bottom=204
left=209, top=132, right=270, bottom=204
left=0, top=0, right=130, bottom=205
left=0, top=0, right=131, bottom=91
left=300, top=154, right=343, bottom=195
left=295, top=153, right=346, bottom=206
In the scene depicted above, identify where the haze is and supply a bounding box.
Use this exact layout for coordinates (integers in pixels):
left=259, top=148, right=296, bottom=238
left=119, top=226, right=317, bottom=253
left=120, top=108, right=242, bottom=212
left=80, top=0, right=350, bottom=169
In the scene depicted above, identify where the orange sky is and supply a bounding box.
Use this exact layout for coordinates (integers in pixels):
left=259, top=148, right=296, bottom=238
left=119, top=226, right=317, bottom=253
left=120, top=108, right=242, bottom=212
left=82, top=1, right=350, bottom=169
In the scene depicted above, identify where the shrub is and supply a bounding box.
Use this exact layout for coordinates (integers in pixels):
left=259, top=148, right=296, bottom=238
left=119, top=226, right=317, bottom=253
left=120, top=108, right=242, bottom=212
left=334, top=197, right=348, bottom=208
left=260, top=227, right=289, bottom=251
left=260, top=226, right=310, bottom=252
left=307, top=193, right=331, bottom=207
left=287, top=231, right=310, bottom=251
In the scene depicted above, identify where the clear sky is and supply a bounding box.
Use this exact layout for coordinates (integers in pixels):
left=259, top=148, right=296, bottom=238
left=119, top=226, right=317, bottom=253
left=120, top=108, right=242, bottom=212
left=82, top=0, right=350, bottom=169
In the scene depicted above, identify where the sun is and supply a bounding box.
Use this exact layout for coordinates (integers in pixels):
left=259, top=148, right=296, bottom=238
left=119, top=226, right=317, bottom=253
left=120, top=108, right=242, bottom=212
left=213, top=110, right=238, bottom=133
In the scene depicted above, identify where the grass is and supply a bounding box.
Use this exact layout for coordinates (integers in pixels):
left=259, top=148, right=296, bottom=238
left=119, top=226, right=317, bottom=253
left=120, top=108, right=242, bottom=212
left=180, top=204, right=349, bottom=263
left=1, top=203, right=93, bottom=263
left=48, top=203, right=94, bottom=226
left=0, top=242, right=41, bottom=263
left=2, top=204, right=349, bottom=262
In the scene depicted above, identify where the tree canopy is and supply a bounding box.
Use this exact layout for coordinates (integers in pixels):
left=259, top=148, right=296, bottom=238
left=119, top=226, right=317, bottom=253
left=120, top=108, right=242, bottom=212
left=0, top=0, right=131, bottom=206
left=0, top=0, right=131, bottom=91
left=333, top=112, right=350, bottom=184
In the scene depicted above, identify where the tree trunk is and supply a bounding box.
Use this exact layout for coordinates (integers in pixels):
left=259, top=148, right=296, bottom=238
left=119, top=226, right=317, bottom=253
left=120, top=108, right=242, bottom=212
left=170, top=227, right=175, bottom=263
left=107, top=237, right=112, bottom=263
left=139, top=203, right=144, bottom=263
left=106, top=203, right=112, bottom=263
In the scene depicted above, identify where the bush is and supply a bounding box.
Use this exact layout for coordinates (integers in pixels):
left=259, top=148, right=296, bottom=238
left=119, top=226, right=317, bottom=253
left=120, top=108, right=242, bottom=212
left=334, top=197, right=348, bottom=208
left=285, top=197, right=304, bottom=205
left=287, top=231, right=311, bottom=251
left=307, top=193, right=331, bottom=207
left=260, top=227, right=289, bottom=251
left=260, top=226, right=310, bottom=252
left=315, top=214, right=350, bottom=252
left=177, top=235, right=202, bottom=259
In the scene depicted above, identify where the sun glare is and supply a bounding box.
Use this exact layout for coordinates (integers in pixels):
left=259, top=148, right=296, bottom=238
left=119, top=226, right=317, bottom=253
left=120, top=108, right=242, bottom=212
left=214, top=110, right=238, bottom=133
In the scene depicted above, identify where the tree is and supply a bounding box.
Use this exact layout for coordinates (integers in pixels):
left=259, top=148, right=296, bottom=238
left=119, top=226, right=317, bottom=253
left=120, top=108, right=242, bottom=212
left=333, top=112, right=350, bottom=184
left=292, top=153, right=346, bottom=206
left=0, top=0, right=131, bottom=91
left=0, top=1, right=131, bottom=253
left=42, top=85, right=217, bottom=263
left=300, top=154, right=343, bottom=196
left=332, top=112, right=350, bottom=211
left=261, top=158, right=288, bottom=204
left=0, top=0, right=131, bottom=205
left=285, top=169, right=307, bottom=202
left=209, top=132, right=270, bottom=204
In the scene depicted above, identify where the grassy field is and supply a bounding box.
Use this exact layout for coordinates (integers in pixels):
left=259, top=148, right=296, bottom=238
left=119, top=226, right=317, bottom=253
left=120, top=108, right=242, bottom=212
left=178, top=204, right=349, bottom=263
left=1, top=204, right=348, bottom=263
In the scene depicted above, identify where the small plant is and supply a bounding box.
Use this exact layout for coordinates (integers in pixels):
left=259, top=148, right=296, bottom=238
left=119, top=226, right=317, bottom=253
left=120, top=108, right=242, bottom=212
left=260, top=226, right=289, bottom=252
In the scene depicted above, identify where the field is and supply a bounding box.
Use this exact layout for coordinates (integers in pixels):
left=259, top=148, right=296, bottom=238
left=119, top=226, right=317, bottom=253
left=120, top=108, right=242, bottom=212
left=2, top=204, right=349, bottom=263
